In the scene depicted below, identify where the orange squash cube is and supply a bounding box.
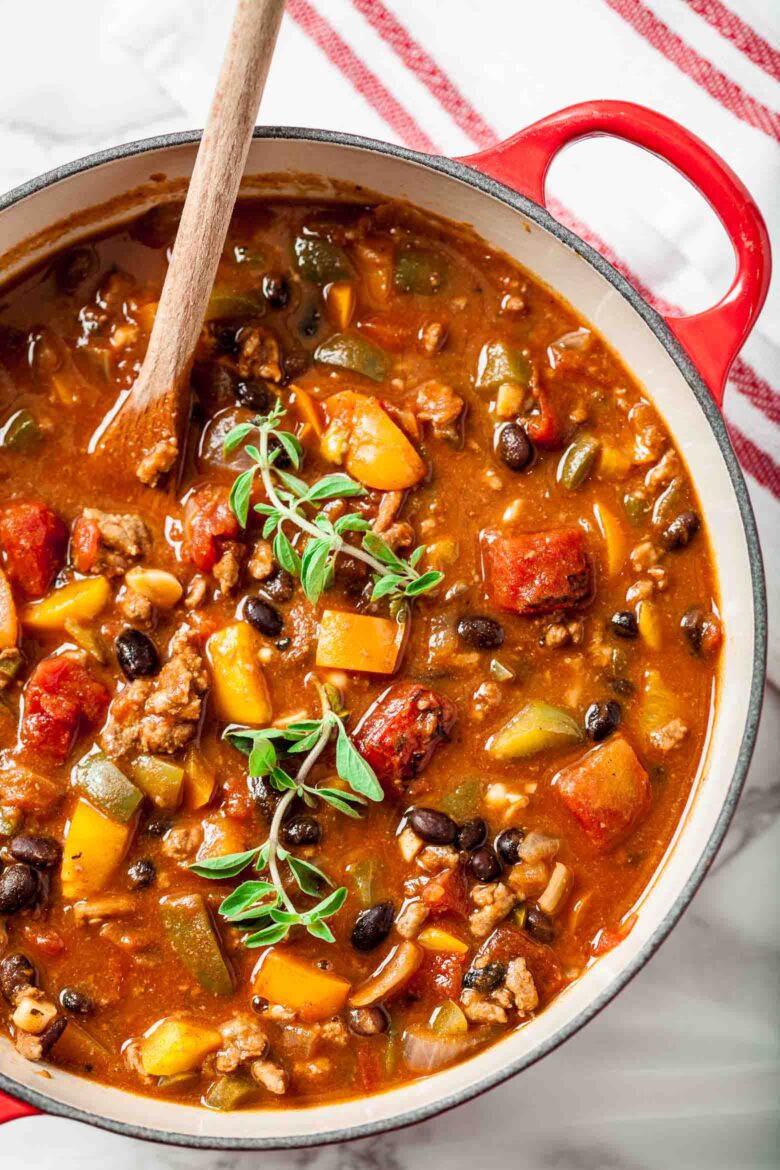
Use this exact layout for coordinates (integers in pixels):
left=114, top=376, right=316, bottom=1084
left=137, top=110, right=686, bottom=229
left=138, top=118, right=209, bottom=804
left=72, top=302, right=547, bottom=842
left=316, top=609, right=406, bottom=674
left=252, top=949, right=350, bottom=1022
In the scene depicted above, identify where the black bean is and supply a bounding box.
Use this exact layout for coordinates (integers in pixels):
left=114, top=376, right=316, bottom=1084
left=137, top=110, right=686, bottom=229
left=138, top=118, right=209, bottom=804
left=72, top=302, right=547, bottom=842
left=282, top=815, right=322, bottom=848
left=262, top=273, right=290, bottom=310
left=608, top=676, right=635, bottom=696
left=59, top=987, right=94, bottom=1015
left=9, top=834, right=61, bottom=870
left=268, top=434, right=292, bottom=469
left=38, top=1016, right=68, bottom=1057
left=496, top=422, right=534, bottom=472
left=191, top=361, right=237, bottom=400
left=469, top=846, right=503, bottom=883
left=610, top=610, right=639, bottom=639
left=128, top=858, right=156, bottom=890
left=680, top=605, right=721, bottom=656
left=681, top=606, right=705, bottom=654
left=259, top=567, right=295, bottom=603
left=495, top=827, right=525, bottom=866
left=0, top=953, right=37, bottom=1003
left=584, top=700, right=621, bottom=742
left=456, top=615, right=505, bottom=650
left=408, top=807, right=458, bottom=845
left=0, top=863, right=40, bottom=914
left=115, top=628, right=159, bottom=680
left=462, top=961, right=506, bottom=993
left=299, top=302, right=322, bottom=338
left=351, top=901, right=395, bottom=952
left=53, top=247, right=98, bottom=294
left=131, top=203, right=182, bottom=248
left=663, top=510, right=700, bottom=550
left=143, top=812, right=173, bottom=838
left=251, top=995, right=269, bottom=1014
left=249, top=775, right=280, bottom=821
left=456, top=818, right=488, bottom=852
left=347, top=1005, right=389, bottom=1036
left=524, top=905, right=555, bottom=944
left=212, top=321, right=242, bottom=353
left=244, top=596, right=283, bottom=638
left=235, top=379, right=274, bottom=413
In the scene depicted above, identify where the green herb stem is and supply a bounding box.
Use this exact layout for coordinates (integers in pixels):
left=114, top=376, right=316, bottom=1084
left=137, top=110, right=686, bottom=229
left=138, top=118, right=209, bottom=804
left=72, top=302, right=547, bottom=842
left=225, top=406, right=443, bottom=607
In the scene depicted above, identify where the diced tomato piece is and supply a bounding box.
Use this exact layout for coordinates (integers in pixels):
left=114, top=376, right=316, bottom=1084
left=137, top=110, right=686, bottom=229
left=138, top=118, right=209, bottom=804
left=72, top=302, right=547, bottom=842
left=481, top=527, right=593, bottom=616
left=182, top=484, right=240, bottom=572
left=353, top=682, right=457, bottom=800
left=71, top=514, right=102, bottom=574
left=591, top=913, right=638, bottom=956
left=421, top=866, right=469, bottom=918
left=21, top=655, right=110, bottom=763
left=408, top=950, right=468, bottom=1000
left=475, top=923, right=564, bottom=1003
left=358, top=314, right=417, bottom=352
left=0, top=763, right=62, bottom=814
left=524, top=386, right=563, bottom=450
left=553, top=736, right=651, bottom=851
left=0, top=501, right=68, bottom=597
left=20, top=923, right=66, bottom=958
left=355, top=1042, right=386, bottom=1092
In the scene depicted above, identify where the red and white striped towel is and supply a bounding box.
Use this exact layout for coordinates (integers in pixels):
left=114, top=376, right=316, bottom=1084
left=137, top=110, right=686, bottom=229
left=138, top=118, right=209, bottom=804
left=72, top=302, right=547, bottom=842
left=109, top=0, right=780, bottom=680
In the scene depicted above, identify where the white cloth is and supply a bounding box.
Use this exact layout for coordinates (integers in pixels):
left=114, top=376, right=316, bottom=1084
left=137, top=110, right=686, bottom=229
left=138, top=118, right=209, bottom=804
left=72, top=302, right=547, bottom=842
left=104, top=0, right=780, bottom=678
left=2, top=0, right=777, bottom=676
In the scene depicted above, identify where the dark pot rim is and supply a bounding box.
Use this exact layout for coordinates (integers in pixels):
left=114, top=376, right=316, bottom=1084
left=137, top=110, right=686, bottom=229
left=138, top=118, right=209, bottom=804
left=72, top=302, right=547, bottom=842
left=0, top=125, right=767, bottom=1151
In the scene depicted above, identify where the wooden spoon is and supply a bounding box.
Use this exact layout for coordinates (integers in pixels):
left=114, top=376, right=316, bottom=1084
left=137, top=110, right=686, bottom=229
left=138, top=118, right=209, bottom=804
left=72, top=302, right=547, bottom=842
left=96, top=0, right=286, bottom=485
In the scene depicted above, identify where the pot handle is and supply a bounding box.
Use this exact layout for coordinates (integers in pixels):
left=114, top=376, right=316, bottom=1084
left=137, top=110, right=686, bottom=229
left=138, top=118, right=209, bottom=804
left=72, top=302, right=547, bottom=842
left=0, top=1088, right=40, bottom=1123
left=459, top=100, right=771, bottom=406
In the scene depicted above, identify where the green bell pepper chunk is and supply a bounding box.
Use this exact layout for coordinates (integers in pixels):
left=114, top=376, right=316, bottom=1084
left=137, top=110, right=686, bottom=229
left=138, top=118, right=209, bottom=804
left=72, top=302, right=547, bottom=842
left=205, top=287, right=265, bottom=321
left=0, top=805, right=23, bottom=837
left=161, top=894, right=235, bottom=996
left=347, top=857, right=378, bottom=909
left=1, top=409, right=42, bottom=452
left=293, top=236, right=354, bottom=285
left=475, top=341, right=531, bottom=392
left=74, top=753, right=143, bottom=823
left=623, top=492, right=651, bottom=527
left=129, top=756, right=185, bottom=810
left=557, top=433, right=601, bottom=490
left=439, top=776, right=480, bottom=819
left=204, top=1073, right=258, bottom=1111
left=315, top=332, right=391, bottom=382
left=487, top=700, right=583, bottom=760
left=0, top=648, right=23, bottom=690
left=393, top=247, right=447, bottom=295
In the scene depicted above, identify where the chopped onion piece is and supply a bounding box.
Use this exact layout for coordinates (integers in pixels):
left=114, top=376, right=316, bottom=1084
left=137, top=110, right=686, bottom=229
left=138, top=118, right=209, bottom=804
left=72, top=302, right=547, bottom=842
left=537, top=862, right=572, bottom=916
left=349, top=941, right=423, bottom=1008
left=401, top=1025, right=496, bottom=1072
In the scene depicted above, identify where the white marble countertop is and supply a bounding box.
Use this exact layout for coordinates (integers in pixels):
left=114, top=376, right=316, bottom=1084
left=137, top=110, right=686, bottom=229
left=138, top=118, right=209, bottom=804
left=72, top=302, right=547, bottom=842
left=0, top=2, right=777, bottom=1166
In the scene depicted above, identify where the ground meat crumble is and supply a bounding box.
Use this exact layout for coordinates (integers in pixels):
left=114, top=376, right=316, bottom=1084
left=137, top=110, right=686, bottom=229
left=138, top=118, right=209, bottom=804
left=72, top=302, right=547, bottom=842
left=101, top=624, right=208, bottom=756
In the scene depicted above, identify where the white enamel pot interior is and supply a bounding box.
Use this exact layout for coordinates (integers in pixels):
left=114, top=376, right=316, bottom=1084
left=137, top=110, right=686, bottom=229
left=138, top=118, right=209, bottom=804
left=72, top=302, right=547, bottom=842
left=0, top=130, right=766, bottom=1149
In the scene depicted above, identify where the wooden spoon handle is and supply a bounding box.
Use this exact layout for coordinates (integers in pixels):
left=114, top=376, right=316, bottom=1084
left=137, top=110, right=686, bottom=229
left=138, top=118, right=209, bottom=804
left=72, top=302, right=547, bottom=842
left=125, top=0, right=285, bottom=481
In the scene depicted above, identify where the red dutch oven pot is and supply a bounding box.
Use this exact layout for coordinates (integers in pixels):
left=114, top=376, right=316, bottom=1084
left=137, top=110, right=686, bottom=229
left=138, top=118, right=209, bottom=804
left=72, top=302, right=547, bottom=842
left=0, top=100, right=770, bottom=1148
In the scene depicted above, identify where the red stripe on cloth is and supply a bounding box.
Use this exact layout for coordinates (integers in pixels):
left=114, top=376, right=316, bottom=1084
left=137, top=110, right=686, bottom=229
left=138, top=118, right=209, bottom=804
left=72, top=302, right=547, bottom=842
left=603, top=0, right=780, bottom=141
left=285, top=0, right=438, bottom=153
left=351, top=0, right=500, bottom=148
left=294, top=0, right=780, bottom=496
left=729, top=425, right=780, bottom=494
left=731, top=357, right=780, bottom=427
left=685, top=0, right=780, bottom=82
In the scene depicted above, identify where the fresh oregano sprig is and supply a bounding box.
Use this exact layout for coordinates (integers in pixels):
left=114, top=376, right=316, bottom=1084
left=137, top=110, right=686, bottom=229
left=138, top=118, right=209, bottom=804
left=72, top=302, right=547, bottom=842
left=224, top=403, right=443, bottom=608
left=189, top=682, right=382, bottom=947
